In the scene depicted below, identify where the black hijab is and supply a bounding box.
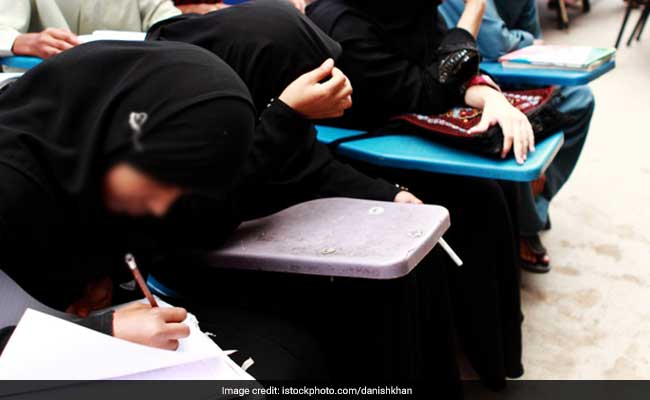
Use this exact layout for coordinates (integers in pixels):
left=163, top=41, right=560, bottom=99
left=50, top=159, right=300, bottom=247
left=0, top=41, right=256, bottom=305
left=0, top=41, right=255, bottom=204
left=147, top=0, right=342, bottom=112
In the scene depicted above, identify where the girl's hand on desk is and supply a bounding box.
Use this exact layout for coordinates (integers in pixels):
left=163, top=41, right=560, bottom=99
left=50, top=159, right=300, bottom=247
left=394, top=191, right=423, bottom=204
left=279, top=58, right=353, bottom=120
left=12, top=28, right=80, bottom=59
left=113, top=303, right=190, bottom=351
left=465, top=86, right=535, bottom=164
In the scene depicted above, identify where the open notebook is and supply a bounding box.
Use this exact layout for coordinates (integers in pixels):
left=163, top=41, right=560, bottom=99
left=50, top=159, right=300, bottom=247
left=0, top=306, right=253, bottom=381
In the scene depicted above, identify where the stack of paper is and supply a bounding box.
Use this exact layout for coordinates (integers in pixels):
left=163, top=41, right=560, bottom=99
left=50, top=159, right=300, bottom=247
left=499, top=45, right=616, bottom=71
left=78, top=30, right=146, bottom=44
left=0, top=308, right=252, bottom=381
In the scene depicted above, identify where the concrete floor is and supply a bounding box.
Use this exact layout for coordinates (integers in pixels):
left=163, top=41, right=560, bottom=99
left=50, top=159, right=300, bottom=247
left=519, top=0, right=650, bottom=379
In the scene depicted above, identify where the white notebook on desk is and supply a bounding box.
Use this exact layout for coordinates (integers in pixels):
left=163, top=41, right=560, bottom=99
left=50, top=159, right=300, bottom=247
left=78, top=30, right=146, bottom=44
left=0, top=307, right=253, bottom=381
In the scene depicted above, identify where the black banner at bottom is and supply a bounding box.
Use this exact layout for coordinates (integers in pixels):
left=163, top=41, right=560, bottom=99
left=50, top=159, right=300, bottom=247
left=2, top=380, right=650, bottom=400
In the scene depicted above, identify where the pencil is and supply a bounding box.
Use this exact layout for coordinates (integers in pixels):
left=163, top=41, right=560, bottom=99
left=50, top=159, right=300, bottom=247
left=438, top=238, right=463, bottom=267
left=125, top=253, right=159, bottom=307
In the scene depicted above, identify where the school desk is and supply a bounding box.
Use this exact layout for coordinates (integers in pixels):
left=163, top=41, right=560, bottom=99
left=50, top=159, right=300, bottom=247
left=316, top=125, right=564, bottom=182
left=480, top=59, right=616, bottom=87
left=195, top=198, right=450, bottom=280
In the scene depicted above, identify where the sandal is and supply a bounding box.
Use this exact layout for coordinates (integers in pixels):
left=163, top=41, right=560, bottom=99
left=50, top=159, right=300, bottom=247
left=520, top=235, right=551, bottom=273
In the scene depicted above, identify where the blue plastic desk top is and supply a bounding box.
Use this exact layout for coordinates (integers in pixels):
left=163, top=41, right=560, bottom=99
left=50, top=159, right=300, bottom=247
left=480, top=59, right=615, bottom=86
left=0, top=56, right=43, bottom=70
left=316, top=125, right=564, bottom=182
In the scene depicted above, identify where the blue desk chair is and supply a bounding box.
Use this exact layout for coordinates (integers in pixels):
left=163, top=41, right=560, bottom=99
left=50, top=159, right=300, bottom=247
left=480, top=60, right=616, bottom=87
left=0, top=56, right=43, bottom=70
left=317, top=125, right=564, bottom=182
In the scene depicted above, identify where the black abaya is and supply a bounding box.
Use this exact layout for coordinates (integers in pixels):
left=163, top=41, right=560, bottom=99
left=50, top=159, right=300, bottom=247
left=147, top=0, right=401, bottom=212
left=307, top=0, right=525, bottom=386
left=307, top=0, right=480, bottom=129
left=146, top=2, right=461, bottom=392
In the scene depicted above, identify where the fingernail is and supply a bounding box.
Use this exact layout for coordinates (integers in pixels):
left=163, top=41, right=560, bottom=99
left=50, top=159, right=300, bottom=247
left=323, top=58, right=334, bottom=68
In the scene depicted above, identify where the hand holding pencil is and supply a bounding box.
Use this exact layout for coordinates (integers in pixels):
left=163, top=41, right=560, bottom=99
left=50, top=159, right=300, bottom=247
left=110, top=254, right=190, bottom=350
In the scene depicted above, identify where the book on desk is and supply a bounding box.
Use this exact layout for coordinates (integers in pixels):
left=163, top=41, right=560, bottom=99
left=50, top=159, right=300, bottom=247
left=498, top=45, right=616, bottom=71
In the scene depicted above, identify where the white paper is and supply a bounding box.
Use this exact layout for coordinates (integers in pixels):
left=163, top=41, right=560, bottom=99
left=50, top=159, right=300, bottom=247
left=0, top=308, right=252, bottom=381
left=0, top=73, right=23, bottom=90
left=78, top=30, right=146, bottom=44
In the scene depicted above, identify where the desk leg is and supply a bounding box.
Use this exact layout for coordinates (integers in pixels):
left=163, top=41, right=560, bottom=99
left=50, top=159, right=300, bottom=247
left=627, top=5, right=648, bottom=45
left=636, top=4, right=650, bottom=41
left=558, top=0, right=570, bottom=29
left=616, top=4, right=634, bottom=48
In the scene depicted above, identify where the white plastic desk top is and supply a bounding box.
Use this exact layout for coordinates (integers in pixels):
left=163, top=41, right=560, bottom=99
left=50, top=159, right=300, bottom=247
left=201, top=198, right=450, bottom=280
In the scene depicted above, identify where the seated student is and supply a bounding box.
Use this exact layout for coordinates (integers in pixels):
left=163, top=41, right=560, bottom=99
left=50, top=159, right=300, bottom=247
left=307, top=0, right=525, bottom=387
left=147, top=0, right=518, bottom=390
left=0, top=0, right=180, bottom=59
left=439, top=0, right=595, bottom=273
left=0, top=40, right=327, bottom=380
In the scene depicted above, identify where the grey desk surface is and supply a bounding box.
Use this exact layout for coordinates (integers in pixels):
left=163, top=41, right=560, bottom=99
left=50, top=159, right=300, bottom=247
left=200, top=198, right=450, bottom=280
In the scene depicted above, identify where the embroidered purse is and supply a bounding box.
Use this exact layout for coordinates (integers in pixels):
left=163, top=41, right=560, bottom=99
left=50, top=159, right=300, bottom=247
left=387, top=86, right=570, bottom=156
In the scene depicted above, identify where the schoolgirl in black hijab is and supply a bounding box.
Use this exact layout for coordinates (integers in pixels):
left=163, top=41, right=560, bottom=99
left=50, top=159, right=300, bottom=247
left=147, top=0, right=405, bottom=214
left=307, top=0, right=525, bottom=388
left=0, top=40, right=255, bottom=308
left=0, top=40, right=334, bottom=380
left=146, top=1, right=462, bottom=395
